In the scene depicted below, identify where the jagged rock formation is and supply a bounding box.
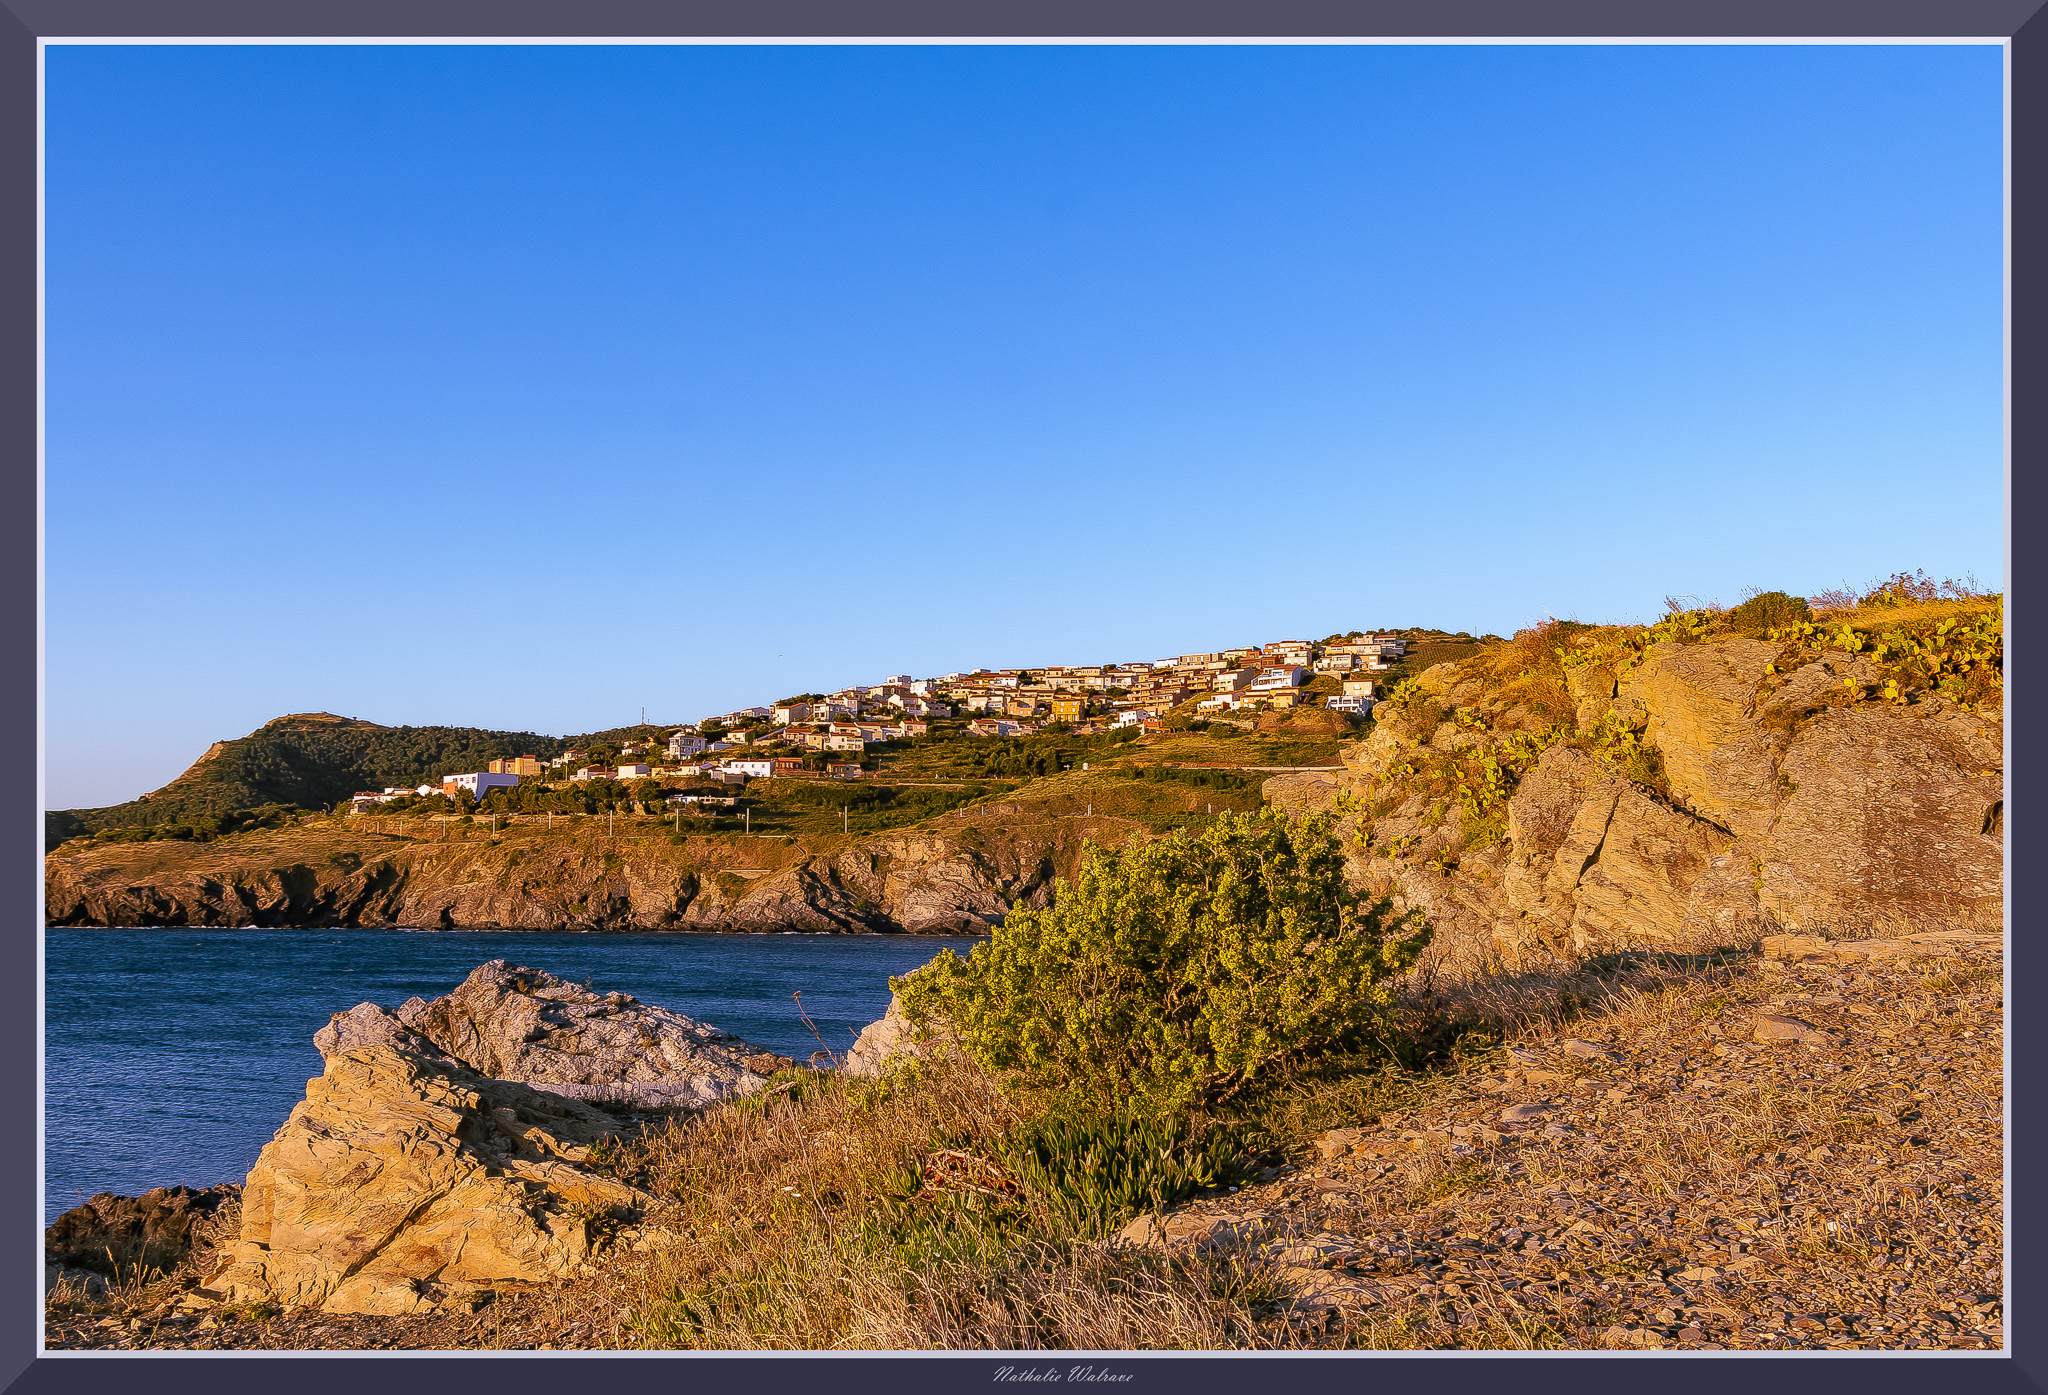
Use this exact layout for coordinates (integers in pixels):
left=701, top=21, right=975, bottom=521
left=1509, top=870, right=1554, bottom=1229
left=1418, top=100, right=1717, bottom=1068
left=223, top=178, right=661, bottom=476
left=843, top=994, right=944, bottom=1078
left=45, top=1184, right=240, bottom=1278
left=43, top=816, right=1070, bottom=932
left=366, top=960, right=787, bottom=1109
left=1283, top=635, right=2003, bottom=969
left=199, top=1038, right=658, bottom=1316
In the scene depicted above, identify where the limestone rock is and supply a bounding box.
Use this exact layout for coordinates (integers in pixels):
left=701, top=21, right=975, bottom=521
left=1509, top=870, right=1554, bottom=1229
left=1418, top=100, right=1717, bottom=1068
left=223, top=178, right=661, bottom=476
left=201, top=1041, right=655, bottom=1316
left=1762, top=929, right=1999, bottom=964
left=1314, top=1128, right=1367, bottom=1160
left=1565, top=661, right=1619, bottom=728
left=1618, top=639, right=1782, bottom=839
left=1113, top=1211, right=1266, bottom=1253
left=1499, top=1103, right=1552, bottom=1124
left=1761, top=707, right=2003, bottom=930
left=392, top=960, right=775, bottom=1110
left=1262, top=769, right=1341, bottom=819
left=1568, top=786, right=1733, bottom=949
left=843, top=993, right=957, bottom=1078
left=1752, top=1013, right=1834, bottom=1047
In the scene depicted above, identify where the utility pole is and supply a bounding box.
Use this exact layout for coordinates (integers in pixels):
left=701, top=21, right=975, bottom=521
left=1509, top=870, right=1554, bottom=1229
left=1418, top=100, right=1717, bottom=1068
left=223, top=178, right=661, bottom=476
left=745, top=808, right=751, bottom=834
left=842, top=806, right=848, bottom=835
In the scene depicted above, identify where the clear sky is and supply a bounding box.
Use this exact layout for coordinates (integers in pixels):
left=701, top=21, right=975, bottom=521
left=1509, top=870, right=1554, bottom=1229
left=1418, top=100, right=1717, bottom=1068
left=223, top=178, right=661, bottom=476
left=43, top=43, right=2004, bottom=810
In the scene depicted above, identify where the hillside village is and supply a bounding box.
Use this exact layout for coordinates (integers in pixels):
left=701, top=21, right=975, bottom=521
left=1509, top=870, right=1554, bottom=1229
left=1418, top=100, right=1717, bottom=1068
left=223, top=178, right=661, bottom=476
left=351, top=633, right=1409, bottom=817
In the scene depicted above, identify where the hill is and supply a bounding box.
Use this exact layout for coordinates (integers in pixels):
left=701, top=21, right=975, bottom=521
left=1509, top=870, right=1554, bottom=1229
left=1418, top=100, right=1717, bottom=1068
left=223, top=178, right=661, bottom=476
left=45, top=714, right=569, bottom=849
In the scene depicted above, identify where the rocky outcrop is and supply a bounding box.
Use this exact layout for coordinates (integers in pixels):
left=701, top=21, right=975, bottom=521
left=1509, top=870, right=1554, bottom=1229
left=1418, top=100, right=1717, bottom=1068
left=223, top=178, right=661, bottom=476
left=199, top=1039, right=657, bottom=1316
left=374, top=960, right=784, bottom=1109
left=1277, top=637, right=2003, bottom=966
left=45, top=1184, right=240, bottom=1277
left=842, top=994, right=934, bottom=1078
left=45, top=809, right=1071, bottom=932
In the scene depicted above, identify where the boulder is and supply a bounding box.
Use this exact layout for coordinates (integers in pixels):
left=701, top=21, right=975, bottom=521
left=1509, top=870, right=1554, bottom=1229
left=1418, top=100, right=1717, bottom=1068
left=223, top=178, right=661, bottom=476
left=387, top=960, right=780, bottom=1110
left=843, top=994, right=923, bottom=1078
left=45, top=1184, right=240, bottom=1277
left=1752, top=1013, right=1835, bottom=1047
left=201, top=1039, right=656, bottom=1316
left=1617, top=639, right=1783, bottom=840
left=1761, top=708, right=2003, bottom=930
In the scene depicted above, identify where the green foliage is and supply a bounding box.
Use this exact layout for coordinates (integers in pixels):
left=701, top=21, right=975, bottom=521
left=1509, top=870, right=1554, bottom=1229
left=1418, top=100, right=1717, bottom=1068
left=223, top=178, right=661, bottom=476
left=71, top=803, right=318, bottom=848
left=1726, top=590, right=1812, bottom=634
left=1372, top=678, right=1447, bottom=742
left=896, top=808, right=1432, bottom=1114
left=1126, top=764, right=1254, bottom=793
left=763, top=781, right=1002, bottom=832
left=55, top=720, right=568, bottom=835
left=1765, top=598, right=2003, bottom=709
left=1001, top=1104, right=1243, bottom=1238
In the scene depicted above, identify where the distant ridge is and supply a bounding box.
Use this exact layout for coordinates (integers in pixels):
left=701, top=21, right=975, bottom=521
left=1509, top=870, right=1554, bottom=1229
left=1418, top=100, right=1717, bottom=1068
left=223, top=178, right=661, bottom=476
left=46, top=715, right=567, bottom=849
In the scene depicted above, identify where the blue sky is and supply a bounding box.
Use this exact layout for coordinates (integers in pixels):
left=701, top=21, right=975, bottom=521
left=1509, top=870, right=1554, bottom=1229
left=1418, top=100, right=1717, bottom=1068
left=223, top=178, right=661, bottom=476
left=44, top=44, right=2003, bottom=809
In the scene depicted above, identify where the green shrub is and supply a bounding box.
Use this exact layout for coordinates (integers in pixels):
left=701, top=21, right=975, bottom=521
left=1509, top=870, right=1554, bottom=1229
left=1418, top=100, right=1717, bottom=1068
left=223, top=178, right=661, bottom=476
left=1727, top=590, right=1812, bottom=634
left=897, top=808, right=1432, bottom=1114
left=1001, top=1104, right=1242, bottom=1237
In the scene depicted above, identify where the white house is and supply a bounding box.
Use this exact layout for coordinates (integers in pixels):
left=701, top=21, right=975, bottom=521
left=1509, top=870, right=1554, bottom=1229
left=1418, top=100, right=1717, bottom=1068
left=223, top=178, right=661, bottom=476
left=1247, top=665, right=1308, bottom=692
left=1112, top=709, right=1157, bottom=729
left=722, top=758, right=776, bottom=779
left=616, top=762, right=652, bottom=779
left=1341, top=677, right=1378, bottom=698
left=1326, top=695, right=1375, bottom=716
left=667, top=733, right=708, bottom=759
left=443, top=771, right=520, bottom=800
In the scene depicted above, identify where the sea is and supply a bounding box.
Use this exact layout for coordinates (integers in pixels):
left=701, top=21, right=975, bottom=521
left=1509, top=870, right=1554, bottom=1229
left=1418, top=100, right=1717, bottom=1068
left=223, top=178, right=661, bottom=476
left=43, top=927, right=979, bottom=1224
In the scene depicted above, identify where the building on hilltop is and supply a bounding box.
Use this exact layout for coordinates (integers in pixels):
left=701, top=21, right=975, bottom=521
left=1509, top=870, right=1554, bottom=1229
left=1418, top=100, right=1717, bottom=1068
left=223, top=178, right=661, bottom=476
left=487, top=756, right=544, bottom=776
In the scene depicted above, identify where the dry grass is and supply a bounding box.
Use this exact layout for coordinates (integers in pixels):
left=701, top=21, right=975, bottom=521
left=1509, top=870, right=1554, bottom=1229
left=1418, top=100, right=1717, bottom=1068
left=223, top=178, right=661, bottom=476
left=571, top=1056, right=1299, bottom=1350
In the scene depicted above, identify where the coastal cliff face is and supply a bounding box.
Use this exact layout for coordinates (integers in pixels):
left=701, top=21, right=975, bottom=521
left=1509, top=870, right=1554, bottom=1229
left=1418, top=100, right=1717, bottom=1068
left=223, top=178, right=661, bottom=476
left=43, top=807, right=1101, bottom=933
left=1268, top=633, right=2003, bottom=971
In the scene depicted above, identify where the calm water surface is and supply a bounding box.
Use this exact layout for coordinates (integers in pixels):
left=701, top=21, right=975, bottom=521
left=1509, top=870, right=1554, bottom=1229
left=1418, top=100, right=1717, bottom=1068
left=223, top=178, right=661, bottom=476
left=44, top=928, right=974, bottom=1223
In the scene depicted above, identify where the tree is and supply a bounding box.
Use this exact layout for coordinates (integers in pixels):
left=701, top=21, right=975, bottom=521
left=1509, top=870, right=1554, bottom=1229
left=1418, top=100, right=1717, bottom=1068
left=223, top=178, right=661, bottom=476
left=897, top=808, right=1432, bottom=1114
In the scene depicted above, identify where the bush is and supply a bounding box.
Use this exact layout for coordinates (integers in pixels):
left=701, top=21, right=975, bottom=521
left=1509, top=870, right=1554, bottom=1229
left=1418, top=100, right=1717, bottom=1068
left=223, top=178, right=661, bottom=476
left=896, top=808, right=1432, bottom=1115
left=1726, top=590, right=1812, bottom=634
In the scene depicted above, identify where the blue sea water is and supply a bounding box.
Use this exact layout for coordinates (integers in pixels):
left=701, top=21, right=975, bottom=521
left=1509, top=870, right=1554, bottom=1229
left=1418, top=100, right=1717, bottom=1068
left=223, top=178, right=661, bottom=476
left=43, top=927, right=975, bottom=1224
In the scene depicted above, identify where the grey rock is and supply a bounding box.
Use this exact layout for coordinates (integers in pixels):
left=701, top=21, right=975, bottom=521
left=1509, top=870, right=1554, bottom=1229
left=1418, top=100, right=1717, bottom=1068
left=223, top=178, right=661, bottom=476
left=844, top=993, right=951, bottom=1078
left=1500, top=1102, right=1553, bottom=1124
left=394, top=960, right=779, bottom=1109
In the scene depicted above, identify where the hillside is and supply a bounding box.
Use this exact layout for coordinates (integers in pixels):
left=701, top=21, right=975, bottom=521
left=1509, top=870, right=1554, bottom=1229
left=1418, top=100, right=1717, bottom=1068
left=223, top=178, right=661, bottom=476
left=42, top=742, right=1289, bottom=931
left=45, top=714, right=571, bottom=849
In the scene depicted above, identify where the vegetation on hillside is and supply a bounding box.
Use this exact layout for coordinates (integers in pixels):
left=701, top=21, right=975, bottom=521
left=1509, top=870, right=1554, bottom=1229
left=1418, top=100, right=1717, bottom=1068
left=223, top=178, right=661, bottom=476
left=49, top=717, right=569, bottom=846
left=1352, top=572, right=2002, bottom=871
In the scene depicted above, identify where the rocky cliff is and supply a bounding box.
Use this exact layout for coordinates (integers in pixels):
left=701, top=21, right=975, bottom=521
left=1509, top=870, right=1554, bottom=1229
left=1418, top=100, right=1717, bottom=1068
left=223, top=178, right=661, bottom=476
left=1269, top=606, right=2003, bottom=972
left=44, top=803, right=1118, bottom=932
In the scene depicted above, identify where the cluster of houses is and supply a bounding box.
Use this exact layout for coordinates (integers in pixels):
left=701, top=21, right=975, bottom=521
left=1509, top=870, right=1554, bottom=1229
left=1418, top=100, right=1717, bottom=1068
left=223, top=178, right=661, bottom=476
left=348, top=633, right=1407, bottom=814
